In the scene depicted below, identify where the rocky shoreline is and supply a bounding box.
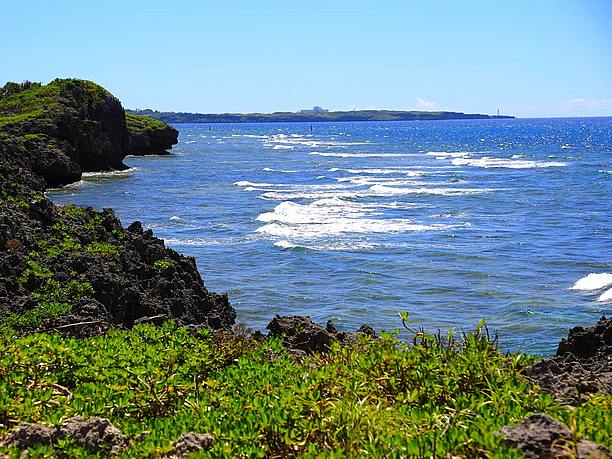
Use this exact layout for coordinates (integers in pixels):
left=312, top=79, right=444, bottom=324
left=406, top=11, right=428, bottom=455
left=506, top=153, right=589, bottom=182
left=1, top=78, right=610, bottom=458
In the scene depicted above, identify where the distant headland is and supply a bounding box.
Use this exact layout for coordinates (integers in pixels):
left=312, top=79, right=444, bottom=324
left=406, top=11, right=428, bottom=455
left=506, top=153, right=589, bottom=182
left=126, top=108, right=515, bottom=124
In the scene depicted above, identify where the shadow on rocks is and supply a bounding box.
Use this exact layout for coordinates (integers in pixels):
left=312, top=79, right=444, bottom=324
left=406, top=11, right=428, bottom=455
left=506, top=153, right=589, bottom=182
left=524, top=316, right=611, bottom=404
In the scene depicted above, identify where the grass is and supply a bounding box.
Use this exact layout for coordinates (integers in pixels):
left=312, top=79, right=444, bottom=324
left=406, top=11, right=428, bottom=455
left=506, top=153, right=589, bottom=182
left=0, top=79, right=110, bottom=131
left=0, top=321, right=609, bottom=457
left=125, top=112, right=170, bottom=135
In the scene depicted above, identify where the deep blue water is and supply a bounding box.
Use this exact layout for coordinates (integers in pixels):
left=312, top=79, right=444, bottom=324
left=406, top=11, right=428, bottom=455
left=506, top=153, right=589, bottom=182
left=47, top=118, right=612, bottom=355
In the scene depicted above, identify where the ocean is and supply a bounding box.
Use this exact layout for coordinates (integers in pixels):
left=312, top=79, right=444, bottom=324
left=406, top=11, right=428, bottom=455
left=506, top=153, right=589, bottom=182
left=47, top=117, right=612, bottom=355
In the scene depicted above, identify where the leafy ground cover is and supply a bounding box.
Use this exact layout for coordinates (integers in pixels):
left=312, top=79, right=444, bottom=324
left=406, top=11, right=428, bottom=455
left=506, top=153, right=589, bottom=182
left=125, top=112, right=174, bottom=135
left=0, top=321, right=609, bottom=458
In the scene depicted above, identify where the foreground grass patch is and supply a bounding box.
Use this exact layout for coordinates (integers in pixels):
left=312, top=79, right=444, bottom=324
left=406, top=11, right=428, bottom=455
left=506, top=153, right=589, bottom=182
left=0, top=322, right=609, bottom=457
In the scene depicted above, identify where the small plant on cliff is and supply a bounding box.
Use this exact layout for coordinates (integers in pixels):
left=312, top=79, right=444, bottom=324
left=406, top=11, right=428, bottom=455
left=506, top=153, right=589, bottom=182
left=153, top=259, right=173, bottom=269
left=84, top=242, right=119, bottom=257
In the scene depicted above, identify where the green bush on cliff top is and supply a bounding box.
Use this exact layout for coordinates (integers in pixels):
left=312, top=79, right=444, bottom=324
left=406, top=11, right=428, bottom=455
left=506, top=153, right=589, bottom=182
left=125, top=112, right=170, bottom=134
left=0, top=321, right=609, bottom=458
left=0, top=78, right=110, bottom=130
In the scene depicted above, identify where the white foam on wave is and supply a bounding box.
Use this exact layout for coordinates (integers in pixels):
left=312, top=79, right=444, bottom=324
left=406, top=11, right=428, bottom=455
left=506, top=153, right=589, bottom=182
left=368, top=184, right=488, bottom=196
left=570, top=273, right=612, bottom=291
left=337, top=176, right=457, bottom=187
left=451, top=157, right=567, bottom=169
left=259, top=133, right=370, bottom=150
left=272, top=145, right=295, bottom=150
left=426, top=151, right=471, bottom=158
left=257, top=219, right=456, bottom=238
left=310, top=152, right=405, bottom=158
left=259, top=183, right=490, bottom=200
left=169, top=216, right=183, bottom=222
left=82, top=168, right=136, bottom=178
left=598, top=288, right=612, bottom=302
left=234, top=180, right=276, bottom=187
left=262, top=167, right=299, bottom=173
left=428, top=151, right=567, bottom=169
left=255, top=197, right=460, bottom=239
left=257, top=198, right=368, bottom=225
left=345, top=168, right=425, bottom=176
left=274, top=240, right=299, bottom=250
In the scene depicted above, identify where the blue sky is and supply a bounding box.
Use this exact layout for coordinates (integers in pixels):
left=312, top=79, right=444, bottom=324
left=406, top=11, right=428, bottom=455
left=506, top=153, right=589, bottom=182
left=2, top=0, right=611, bottom=117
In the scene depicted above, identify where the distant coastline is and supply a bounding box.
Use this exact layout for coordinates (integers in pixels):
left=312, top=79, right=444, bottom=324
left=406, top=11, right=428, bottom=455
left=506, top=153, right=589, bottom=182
left=126, top=108, right=515, bottom=124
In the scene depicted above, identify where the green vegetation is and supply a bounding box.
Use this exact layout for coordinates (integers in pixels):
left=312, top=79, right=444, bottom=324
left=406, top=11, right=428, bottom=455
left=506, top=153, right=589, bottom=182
left=127, top=108, right=515, bottom=124
left=153, top=259, right=173, bottom=269
left=0, top=259, right=94, bottom=333
left=125, top=112, right=171, bottom=135
left=0, top=203, right=123, bottom=333
left=0, top=78, right=110, bottom=131
left=84, top=241, right=119, bottom=257
left=0, top=321, right=608, bottom=457
left=0, top=188, right=44, bottom=211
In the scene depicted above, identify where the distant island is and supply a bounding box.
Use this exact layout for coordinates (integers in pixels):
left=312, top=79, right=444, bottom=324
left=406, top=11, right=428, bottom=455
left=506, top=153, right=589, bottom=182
left=126, top=108, right=515, bottom=124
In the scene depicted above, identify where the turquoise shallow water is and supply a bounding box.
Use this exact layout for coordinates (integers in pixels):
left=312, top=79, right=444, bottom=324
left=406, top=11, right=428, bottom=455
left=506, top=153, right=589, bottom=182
left=47, top=118, right=612, bottom=355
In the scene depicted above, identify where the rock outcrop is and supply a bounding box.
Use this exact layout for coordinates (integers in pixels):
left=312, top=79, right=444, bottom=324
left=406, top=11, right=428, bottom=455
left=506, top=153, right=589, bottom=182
left=164, top=433, right=214, bottom=458
left=0, top=79, right=130, bottom=186
left=2, top=417, right=129, bottom=455
left=266, top=315, right=376, bottom=355
left=126, top=113, right=179, bottom=155
left=0, top=79, right=233, bottom=333
left=496, top=413, right=610, bottom=459
left=524, top=316, right=611, bottom=404
left=0, top=79, right=179, bottom=187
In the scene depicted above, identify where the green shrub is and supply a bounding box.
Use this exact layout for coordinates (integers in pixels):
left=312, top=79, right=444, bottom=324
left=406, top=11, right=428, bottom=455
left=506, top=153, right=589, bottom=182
left=153, top=259, right=173, bottom=269
left=0, top=322, right=609, bottom=457
left=84, top=242, right=119, bottom=257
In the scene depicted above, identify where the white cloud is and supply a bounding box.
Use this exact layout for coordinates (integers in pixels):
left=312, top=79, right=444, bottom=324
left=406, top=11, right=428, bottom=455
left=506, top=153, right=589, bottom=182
left=416, top=97, right=437, bottom=109
left=567, top=97, right=612, bottom=106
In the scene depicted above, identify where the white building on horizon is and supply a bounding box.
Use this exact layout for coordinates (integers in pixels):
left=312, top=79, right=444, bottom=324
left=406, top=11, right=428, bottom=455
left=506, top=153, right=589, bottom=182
left=299, top=106, right=329, bottom=114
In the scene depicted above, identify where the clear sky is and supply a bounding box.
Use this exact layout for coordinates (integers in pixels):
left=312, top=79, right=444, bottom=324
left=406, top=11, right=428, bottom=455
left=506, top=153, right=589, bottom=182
left=2, top=0, right=611, bottom=117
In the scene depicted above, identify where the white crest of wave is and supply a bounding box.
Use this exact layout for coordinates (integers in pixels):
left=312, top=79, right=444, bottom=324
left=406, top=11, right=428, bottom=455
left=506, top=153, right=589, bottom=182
left=426, top=151, right=472, bottom=158
left=274, top=240, right=299, bottom=249
left=234, top=180, right=277, bottom=187
left=262, top=167, right=300, bottom=173
left=310, top=152, right=404, bottom=158
left=255, top=197, right=459, bottom=238
left=598, top=288, right=612, bottom=302
left=256, top=198, right=368, bottom=224
left=451, top=157, right=566, bottom=169
left=368, top=184, right=487, bottom=196
left=272, top=145, right=295, bottom=150
left=570, top=273, right=612, bottom=291
left=82, top=168, right=136, bottom=178
left=345, top=168, right=425, bottom=176
left=257, top=219, right=455, bottom=238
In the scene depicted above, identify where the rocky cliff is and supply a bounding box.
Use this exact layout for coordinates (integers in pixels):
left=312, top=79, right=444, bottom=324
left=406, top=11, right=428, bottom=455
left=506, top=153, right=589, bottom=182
left=0, top=79, right=233, bottom=334
left=0, top=79, right=179, bottom=187
left=126, top=113, right=179, bottom=155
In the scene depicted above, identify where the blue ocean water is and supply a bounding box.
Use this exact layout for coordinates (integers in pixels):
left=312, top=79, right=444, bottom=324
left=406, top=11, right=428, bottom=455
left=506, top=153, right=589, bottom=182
left=47, top=118, right=612, bottom=355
